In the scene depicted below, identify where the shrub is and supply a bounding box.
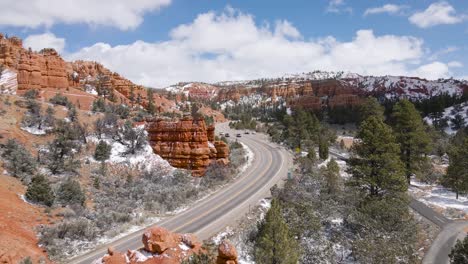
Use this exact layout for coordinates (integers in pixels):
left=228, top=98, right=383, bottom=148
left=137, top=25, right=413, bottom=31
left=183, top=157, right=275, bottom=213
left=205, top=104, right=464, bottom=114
left=449, top=236, right=468, bottom=264
left=49, top=93, right=71, bottom=107
left=25, top=174, right=55, bottom=206
left=23, top=89, right=39, bottom=100
left=1, top=139, right=37, bottom=181
left=56, top=179, right=86, bottom=206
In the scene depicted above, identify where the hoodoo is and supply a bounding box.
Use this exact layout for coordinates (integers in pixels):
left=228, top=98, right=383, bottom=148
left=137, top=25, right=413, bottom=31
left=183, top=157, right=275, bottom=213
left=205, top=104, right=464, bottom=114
left=146, top=116, right=229, bottom=176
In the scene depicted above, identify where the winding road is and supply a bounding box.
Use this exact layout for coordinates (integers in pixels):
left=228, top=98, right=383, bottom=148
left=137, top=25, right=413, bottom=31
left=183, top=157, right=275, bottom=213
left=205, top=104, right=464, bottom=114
left=69, top=123, right=292, bottom=264
left=330, top=150, right=468, bottom=264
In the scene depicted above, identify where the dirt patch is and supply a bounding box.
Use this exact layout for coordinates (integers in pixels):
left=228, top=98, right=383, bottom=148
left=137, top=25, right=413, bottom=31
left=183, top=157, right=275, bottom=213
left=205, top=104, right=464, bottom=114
left=0, top=172, right=53, bottom=263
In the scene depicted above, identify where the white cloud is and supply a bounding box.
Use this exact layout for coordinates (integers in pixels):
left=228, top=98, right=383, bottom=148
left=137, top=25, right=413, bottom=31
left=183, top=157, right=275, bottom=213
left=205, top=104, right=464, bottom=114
left=412, top=61, right=451, bottom=79
left=429, top=46, right=458, bottom=60
left=447, top=61, right=463, bottom=68
left=67, top=8, right=453, bottom=87
left=23, top=32, right=65, bottom=53
left=326, top=0, right=353, bottom=14
left=364, top=4, right=407, bottom=16
left=409, top=2, right=466, bottom=28
left=0, top=0, right=171, bottom=30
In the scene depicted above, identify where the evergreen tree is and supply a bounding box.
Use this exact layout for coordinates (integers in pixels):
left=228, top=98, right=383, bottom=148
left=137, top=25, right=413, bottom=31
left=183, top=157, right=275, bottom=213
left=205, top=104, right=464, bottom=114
left=254, top=198, right=300, bottom=264
left=68, top=105, right=77, bottom=122
left=94, top=140, right=112, bottom=161
left=324, top=159, right=340, bottom=195
left=359, top=97, right=385, bottom=123
left=318, top=138, right=329, bottom=160
left=147, top=88, right=156, bottom=114
left=449, top=236, right=468, bottom=264
left=56, top=178, right=86, bottom=206
left=25, top=174, right=54, bottom=206
left=392, top=99, right=431, bottom=183
left=348, top=116, right=407, bottom=197
left=443, top=137, right=468, bottom=199
left=92, top=97, right=106, bottom=113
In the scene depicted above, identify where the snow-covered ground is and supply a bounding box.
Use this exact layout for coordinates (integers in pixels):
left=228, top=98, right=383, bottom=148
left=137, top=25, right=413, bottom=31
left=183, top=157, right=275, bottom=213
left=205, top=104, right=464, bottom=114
left=21, top=125, right=52, bottom=135
left=87, top=126, right=174, bottom=173
left=410, top=179, right=468, bottom=219
left=424, top=102, right=468, bottom=135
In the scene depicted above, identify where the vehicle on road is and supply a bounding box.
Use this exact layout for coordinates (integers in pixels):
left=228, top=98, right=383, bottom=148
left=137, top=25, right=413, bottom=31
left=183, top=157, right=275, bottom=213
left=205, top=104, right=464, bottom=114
left=225, top=133, right=230, bottom=137
left=236, top=134, right=242, bottom=138
left=244, top=131, right=250, bottom=134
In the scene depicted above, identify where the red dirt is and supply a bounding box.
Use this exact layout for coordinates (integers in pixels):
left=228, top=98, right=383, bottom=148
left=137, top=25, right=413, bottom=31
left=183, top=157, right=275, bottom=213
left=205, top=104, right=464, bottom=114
left=0, top=172, right=52, bottom=263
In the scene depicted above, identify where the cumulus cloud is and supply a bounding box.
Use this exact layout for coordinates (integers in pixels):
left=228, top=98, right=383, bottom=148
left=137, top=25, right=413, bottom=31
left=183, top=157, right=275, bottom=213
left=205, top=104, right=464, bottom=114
left=67, top=8, right=454, bottom=87
left=364, top=4, right=408, bottom=16
left=326, top=0, right=353, bottom=14
left=412, top=61, right=451, bottom=79
left=0, top=0, right=171, bottom=30
left=409, top=2, right=466, bottom=28
left=447, top=61, right=463, bottom=68
left=23, top=32, right=65, bottom=53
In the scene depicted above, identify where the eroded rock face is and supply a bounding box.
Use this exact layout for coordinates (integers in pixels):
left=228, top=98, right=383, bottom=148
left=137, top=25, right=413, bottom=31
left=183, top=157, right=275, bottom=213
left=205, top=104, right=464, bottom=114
left=216, top=240, right=239, bottom=264
left=99, top=227, right=203, bottom=264
left=146, top=117, right=229, bottom=176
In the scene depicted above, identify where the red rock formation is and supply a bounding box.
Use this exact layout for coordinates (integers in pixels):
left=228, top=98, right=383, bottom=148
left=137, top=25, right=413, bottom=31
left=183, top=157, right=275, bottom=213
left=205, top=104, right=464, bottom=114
left=216, top=240, right=239, bottom=264
left=146, top=117, right=229, bottom=176
left=100, top=227, right=203, bottom=264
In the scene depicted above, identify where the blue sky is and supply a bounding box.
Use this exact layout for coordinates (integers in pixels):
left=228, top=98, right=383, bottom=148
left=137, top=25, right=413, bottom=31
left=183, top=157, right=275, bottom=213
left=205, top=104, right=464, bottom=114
left=0, top=0, right=467, bottom=87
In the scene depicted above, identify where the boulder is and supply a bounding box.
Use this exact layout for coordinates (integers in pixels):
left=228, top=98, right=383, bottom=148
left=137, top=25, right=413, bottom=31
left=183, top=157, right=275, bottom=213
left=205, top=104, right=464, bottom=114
left=142, top=226, right=178, bottom=254
left=216, top=240, right=238, bottom=264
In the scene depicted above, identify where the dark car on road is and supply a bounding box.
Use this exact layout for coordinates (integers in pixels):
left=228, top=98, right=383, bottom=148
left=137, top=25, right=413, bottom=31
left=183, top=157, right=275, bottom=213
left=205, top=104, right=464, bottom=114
left=225, top=133, right=230, bottom=137
left=236, top=134, right=242, bottom=138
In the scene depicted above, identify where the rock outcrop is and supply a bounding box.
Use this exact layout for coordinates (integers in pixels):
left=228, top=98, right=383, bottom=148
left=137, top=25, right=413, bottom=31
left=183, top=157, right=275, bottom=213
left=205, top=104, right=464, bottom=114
left=98, top=227, right=240, bottom=264
left=216, top=240, right=239, bottom=264
left=146, top=117, right=229, bottom=176
left=99, top=226, right=203, bottom=264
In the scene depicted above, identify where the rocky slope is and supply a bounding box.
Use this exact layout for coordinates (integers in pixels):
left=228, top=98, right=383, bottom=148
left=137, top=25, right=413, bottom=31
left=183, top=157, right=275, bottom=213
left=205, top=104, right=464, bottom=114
left=0, top=33, right=176, bottom=113
left=96, top=226, right=238, bottom=264
left=146, top=117, right=229, bottom=176
left=162, top=71, right=467, bottom=110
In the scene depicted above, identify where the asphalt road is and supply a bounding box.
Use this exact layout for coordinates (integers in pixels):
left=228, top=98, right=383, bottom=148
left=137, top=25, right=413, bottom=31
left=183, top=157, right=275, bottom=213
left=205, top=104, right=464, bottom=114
left=69, top=123, right=292, bottom=264
left=329, top=150, right=468, bottom=264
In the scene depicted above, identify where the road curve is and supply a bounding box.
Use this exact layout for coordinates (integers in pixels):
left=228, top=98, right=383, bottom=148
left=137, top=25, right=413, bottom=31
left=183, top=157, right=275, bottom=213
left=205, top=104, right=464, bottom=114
left=69, top=123, right=292, bottom=264
left=329, top=150, right=468, bottom=264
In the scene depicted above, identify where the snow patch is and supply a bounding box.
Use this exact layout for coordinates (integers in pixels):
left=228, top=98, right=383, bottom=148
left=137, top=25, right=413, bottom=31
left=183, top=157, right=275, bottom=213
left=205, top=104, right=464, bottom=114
left=410, top=178, right=468, bottom=219
left=21, top=126, right=51, bottom=135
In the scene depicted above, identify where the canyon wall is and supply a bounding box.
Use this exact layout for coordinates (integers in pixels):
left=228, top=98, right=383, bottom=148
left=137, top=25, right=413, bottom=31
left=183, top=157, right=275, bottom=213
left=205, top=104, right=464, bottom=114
left=146, top=117, right=229, bottom=176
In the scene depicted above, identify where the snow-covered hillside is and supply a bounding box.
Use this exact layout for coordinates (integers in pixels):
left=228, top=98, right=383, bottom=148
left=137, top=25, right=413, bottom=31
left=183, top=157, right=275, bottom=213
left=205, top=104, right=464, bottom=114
left=424, top=102, right=468, bottom=134
left=343, top=75, right=466, bottom=100
left=160, top=71, right=467, bottom=101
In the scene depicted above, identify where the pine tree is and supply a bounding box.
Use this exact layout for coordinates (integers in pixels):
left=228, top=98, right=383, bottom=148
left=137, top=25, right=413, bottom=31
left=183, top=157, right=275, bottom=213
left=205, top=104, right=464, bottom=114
left=348, top=116, right=407, bottom=197
left=26, top=174, right=54, bottom=206
left=392, top=99, right=431, bottom=183
left=359, top=97, right=385, bottom=123
left=254, top=198, right=300, bottom=264
left=94, top=140, right=112, bottom=161
left=318, top=137, right=329, bottom=160
left=444, top=137, right=468, bottom=199
left=449, top=236, right=468, bottom=264
left=324, top=159, right=340, bottom=195
left=147, top=88, right=156, bottom=115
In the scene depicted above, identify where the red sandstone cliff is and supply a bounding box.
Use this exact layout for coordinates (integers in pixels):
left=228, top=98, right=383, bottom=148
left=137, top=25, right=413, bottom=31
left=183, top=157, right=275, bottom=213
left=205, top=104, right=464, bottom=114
left=146, top=117, right=229, bottom=176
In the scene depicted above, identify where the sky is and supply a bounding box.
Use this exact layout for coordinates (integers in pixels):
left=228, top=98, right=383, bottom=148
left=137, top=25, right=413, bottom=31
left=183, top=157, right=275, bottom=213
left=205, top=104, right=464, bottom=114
left=0, top=0, right=467, bottom=87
